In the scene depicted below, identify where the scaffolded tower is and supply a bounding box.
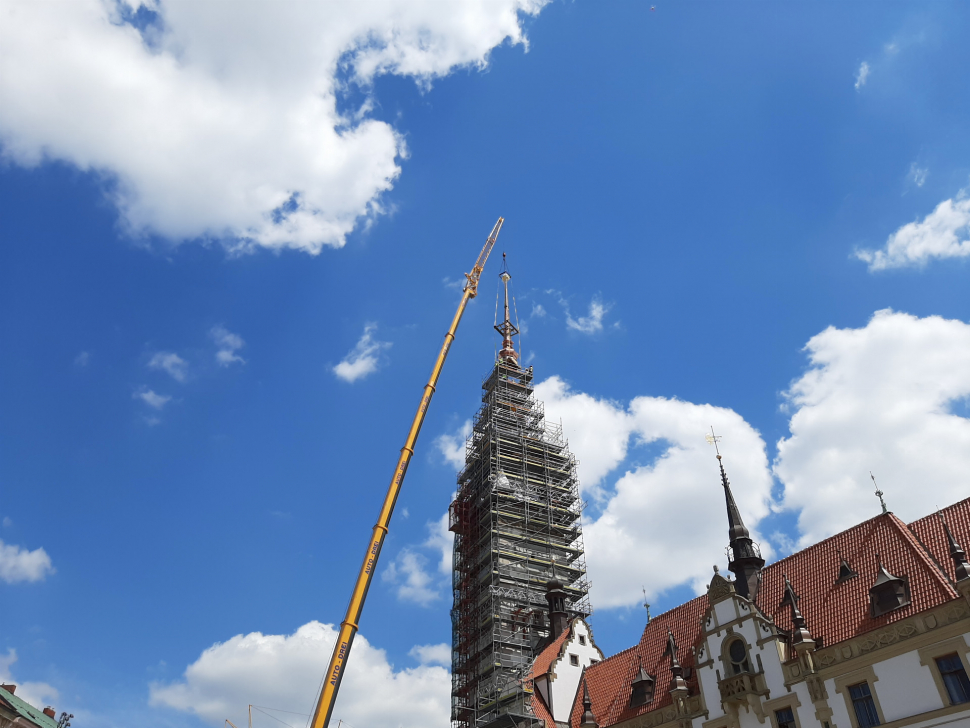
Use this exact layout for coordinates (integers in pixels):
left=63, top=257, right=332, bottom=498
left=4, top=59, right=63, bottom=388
left=449, top=259, right=591, bottom=728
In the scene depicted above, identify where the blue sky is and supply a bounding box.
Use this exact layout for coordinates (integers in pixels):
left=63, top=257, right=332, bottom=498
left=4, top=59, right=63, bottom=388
left=2, top=1, right=970, bottom=727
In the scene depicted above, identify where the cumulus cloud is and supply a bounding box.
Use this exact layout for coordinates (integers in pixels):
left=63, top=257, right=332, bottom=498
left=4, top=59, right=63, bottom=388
left=775, top=309, right=970, bottom=546
left=149, top=622, right=450, bottom=728
left=536, top=377, right=773, bottom=609
left=0, top=0, right=549, bottom=253
left=855, top=194, right=970, bottom=270
left=148, top=351, right=188, bottom=382
left=409, top=643, right=451, bottom=667
left=382, top=549, right=440, bottom=606
left=855, top=61, right=870, bottom=90
left=0, top=540, right=55, bottom=584
left=332, top=324, right=391, bottom=383
left=210, top=326, right=245, bottom=367
left=435, top=419, right=472, bottom=471
left=566, top=297, right=612, bottom=334
left=0, top=649, right=59, bottom=709
left=134, top=388, right=171, bottom=410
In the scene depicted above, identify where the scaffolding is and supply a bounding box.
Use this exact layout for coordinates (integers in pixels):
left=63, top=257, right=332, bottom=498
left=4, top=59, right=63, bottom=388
left=450, top=360, right=591, bottom=728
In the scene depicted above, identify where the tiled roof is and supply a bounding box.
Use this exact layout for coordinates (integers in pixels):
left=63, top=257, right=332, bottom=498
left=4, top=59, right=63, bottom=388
left=568, top=596, right=708, bottom=727
left=908, top=497, right=970, bottom=585
left=762, top=512, right=958, bottom=646
left=528, top=619, right=578, bottom=725
left=572, top=506, right=968, bottom=727
left=0, top=688, right=59, bottom=728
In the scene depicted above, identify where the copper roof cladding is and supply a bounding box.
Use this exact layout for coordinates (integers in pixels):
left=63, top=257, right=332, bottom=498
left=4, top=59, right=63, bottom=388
left=762, top=512, right=958, bottom=646
left=908, top=497, right=970, bottom=585
left=568, top=596, right=708, bottom=728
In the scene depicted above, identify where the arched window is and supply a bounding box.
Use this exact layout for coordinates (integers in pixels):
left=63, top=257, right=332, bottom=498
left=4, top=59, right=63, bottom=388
left=727, top=638, right=751, bottom=674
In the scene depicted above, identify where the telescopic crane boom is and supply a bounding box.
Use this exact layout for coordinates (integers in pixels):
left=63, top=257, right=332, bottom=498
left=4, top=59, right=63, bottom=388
left=309, top=218, right=504, bottom=728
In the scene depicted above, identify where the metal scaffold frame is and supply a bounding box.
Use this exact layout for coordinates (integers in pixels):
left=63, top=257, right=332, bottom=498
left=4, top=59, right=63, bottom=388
left=449, top=361, right=591, bottom=728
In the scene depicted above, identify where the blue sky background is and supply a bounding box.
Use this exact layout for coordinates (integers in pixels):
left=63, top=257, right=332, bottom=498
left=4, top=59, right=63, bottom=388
left=2, top=1, right=970, bottom=726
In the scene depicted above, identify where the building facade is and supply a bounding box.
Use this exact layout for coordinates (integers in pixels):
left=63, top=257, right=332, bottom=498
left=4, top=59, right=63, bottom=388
left=531, top=456, right=970, bottom=728
left=450, top=266, right=592, bottom=728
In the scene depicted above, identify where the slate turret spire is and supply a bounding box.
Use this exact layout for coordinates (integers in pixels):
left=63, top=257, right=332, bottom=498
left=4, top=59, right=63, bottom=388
left=708, top=428, right=765, bottom=601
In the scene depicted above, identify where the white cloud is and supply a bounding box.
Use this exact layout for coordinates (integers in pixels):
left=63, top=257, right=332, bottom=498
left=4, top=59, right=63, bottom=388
left=333, top=324, right=391, bottom=383
left=382, top=549, right=439, bottom=606
left=774, top=309, right=970, bottom=546
left=409, top=643, right=451, bottom=667
left=0, top=540, right=55, bottom=584
left=425, top=512, right=453, bottom=576
left=73, top=351, right=90, bottom=367
left=0, top=649, right=59, bottom=710
left=434, top=419, right=471, bottom=471
left=855, top=61, right=870, bottom=90
left=134, top=388, right=171, bottom=410
left=566, top=297, right=612, bottom=334
left=210, top=326, right=245, bottom=367
left=909, top=162, right=928, bottom=188
left=148, top=351, right=188, bottom=382
left=149, top=622, right=450, bottom=728
left=536, top=377, right=773, bottom=609
left=855, top=194, right=970, bottom=270
left=0, top=0, right=549, bottom=253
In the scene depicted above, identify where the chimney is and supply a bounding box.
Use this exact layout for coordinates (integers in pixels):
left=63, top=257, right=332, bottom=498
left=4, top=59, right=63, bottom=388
left=1, top=684, right=15, bottom=695
left=545, top=579, right=569, bottom=641
left=44, top=707, right=56, bottom=718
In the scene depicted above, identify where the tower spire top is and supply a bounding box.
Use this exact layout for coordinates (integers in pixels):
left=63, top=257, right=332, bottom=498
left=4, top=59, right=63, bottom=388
left=707, top=427, right=764, bottom=600
left=871, top=472, right=888, bottom=515
left=494, top=252, right=519, bottom=366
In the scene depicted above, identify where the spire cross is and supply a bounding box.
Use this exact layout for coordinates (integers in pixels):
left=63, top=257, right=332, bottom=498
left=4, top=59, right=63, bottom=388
left=705, top=427, right=723, bottom=459
left=870, top=472, right=888, bottom=515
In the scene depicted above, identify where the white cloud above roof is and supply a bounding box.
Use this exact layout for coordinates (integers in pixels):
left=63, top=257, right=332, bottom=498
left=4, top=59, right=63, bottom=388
left=0, top=0, right=548, bottom=253
left=536, top=376, right=774, bottom=609
left=150, top=621, right=450, bottom=728
left=333, top=324, right=391, bottom=383
left=855, top=194, right=970, bottom=270
left=774, top=309, right=970, bottom=546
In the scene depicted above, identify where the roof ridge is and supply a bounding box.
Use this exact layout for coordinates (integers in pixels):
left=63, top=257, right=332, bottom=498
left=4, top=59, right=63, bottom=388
left=908, top=496, right=970, bottom=527
left=884, top=512, right=959, bottom=598
left=761, top=511, right=894, bottom=573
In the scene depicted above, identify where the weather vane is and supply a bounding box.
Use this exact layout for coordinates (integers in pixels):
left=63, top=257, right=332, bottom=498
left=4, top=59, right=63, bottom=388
left=870, top=472, right=888, bottom=515
left=705, top=427, right=722, bottom=458
left=642, top=586, right=651, bottom=623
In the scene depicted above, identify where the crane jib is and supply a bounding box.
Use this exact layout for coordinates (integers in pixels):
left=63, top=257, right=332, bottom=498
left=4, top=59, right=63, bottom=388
left=310, top=218, right=503, bottom=728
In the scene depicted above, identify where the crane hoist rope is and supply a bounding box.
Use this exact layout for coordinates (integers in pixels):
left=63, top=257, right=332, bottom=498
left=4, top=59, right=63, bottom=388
left=309, top=217, right=505, bottom=728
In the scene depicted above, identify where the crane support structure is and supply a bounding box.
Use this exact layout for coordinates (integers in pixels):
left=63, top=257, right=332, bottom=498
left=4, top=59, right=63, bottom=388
left=310, top=217, right=504, bottom=728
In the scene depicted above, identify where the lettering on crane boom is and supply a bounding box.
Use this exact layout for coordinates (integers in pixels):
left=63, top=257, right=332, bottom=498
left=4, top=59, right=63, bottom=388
left=364, top=539, right=380, bottom=575
left=329, top=641, right=349, bottom=685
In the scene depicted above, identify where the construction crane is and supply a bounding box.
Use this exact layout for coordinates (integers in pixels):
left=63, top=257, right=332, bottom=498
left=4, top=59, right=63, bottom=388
left=309, top=217, right=505, bottom=728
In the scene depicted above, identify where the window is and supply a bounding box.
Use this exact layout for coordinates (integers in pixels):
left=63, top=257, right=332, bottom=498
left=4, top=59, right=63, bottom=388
left=579, top=635, right=587, bottom=646
left=775, top=708, right=796, bottom=728
left=849, top=683, right=880, bottom=728
left=936, top=654, right=970, bottom=705
left=590, top=659, right=599, bottom=664
left=728, top=639, right=750, bottom=674
left=569, top=654, right=579, bottom=666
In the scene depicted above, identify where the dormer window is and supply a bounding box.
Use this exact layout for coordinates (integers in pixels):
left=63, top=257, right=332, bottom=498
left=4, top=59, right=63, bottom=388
left=869, top=558, right=911, bottom=617
left=727, top=638, right=751, bottom=674
left=629, top=663, right=655, bottom=707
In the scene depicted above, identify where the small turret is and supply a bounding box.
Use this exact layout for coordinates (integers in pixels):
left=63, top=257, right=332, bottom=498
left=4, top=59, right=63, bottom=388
left=717, top=452, right=764, bottom=601
left=941, top=513, right=970, bottom=582
left=545, top=579, right=569, bottom=641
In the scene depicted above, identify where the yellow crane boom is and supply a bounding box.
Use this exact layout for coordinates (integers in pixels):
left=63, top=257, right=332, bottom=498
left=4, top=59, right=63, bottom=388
left=310, top=217, right=505, bottom=728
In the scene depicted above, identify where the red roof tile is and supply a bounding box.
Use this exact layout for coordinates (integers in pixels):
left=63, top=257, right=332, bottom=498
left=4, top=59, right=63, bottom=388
left=908, top=497, right=970, bottom=585
left=569, top=596, right=707, bottom=727
left=762, top=512, right=958, bottom=646
left=528, top=619, right=579, bottom=725
left=573, top=506, right=968, bottom=727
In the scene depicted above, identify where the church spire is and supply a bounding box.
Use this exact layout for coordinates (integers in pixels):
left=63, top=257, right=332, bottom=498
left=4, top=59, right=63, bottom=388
left=494, top=253, right=519, bottom=366
left=707, top=428, right=764, bottom=601
left=940, top=513, right=970, bottom=582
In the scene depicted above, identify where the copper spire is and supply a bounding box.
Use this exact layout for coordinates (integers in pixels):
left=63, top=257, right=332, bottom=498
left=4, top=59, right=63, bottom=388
left=494, top=253, right=519, bottom=366
left=940, top=513, right=970, bottom=582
